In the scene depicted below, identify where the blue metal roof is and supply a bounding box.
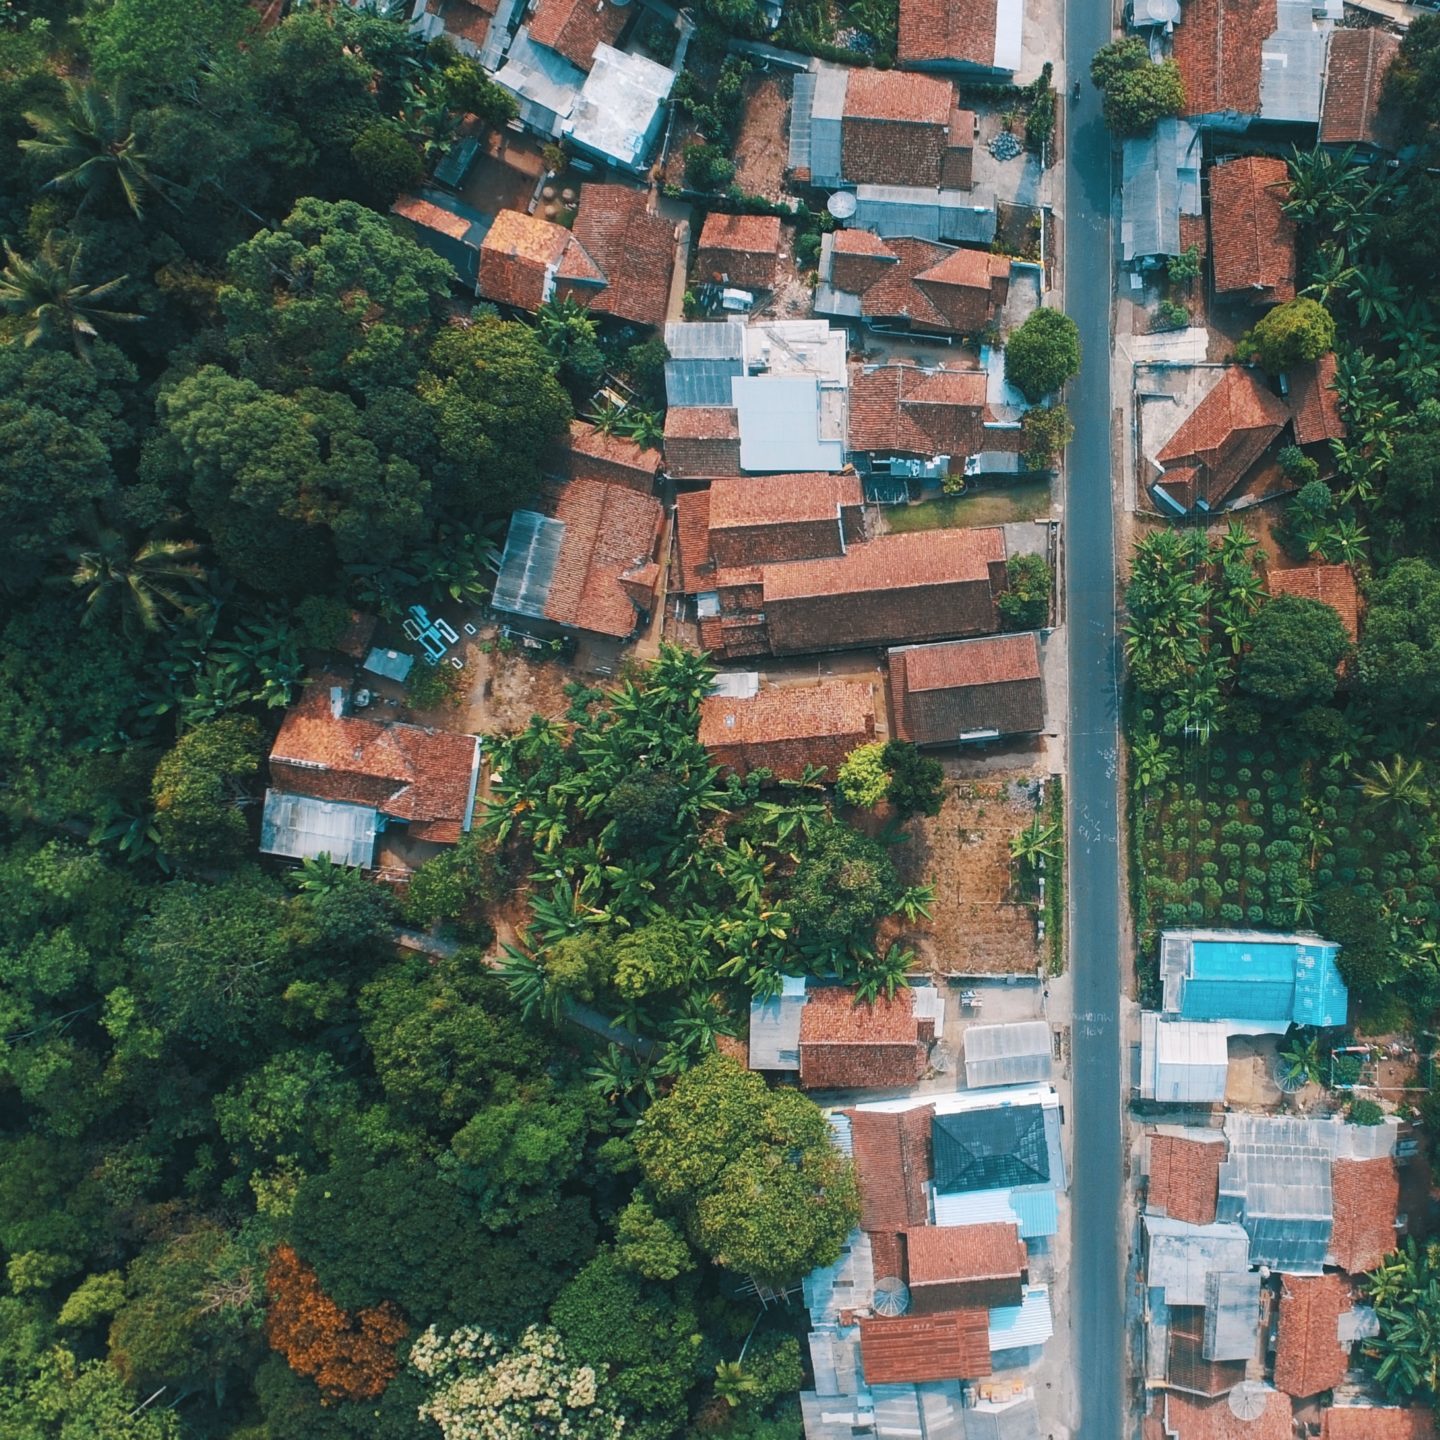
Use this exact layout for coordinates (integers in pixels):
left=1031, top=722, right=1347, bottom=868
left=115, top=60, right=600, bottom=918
left=931, top=1185, right=1058, bottom=1238
left=988, top=1286, right=1052, bottom=1353
left=1177, top=936, right=1347, bottom=1028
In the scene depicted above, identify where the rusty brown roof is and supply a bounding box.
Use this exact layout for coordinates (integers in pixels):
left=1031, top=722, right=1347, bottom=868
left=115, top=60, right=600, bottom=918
left=1266, top=563, right=1359, bottom=645
left=764, top=528, right=1004, bottom=603
left=1173, top=0, right=1276, bottom=119
left=1289, top=352, right=1345, bottom=448
left=1209, top=156, right=1296, bottom=303
left=798, top=986, right=926, bottom=1090
left=1328, top=1156, right=1399, bottom=1274
left=561, top=183, right=674, bottom=329
left=526, top=0, right=627, bottom=70
left=897, top=0, right=998, bottom=68
left=698, top=681, right=875, bottom=755
left=904, top=1222, right=1026, bottom=1288
left=1321, top=27, right=1401, bottom=149
left=858, top=1310, right=992, bottom=1384
left=849, top=362, right=992, bottom=455
left=1323, top=1408, right=1437, bottom=1440
left=1156, top=366, right=1291, bottom=507
left=844, top=67, right=955, bottom=124
left=708, top=473, right=863, bottom=530
left=1273, top=1273, right=1350, bottom=1398
left=848, top=1105, right=933, bottom=1231
left=1164, top=1389, right=1292, bottom=1440
left=565, top=419, right=662, bottom=487
left=1147, top=1133, right=1225, bottom=1227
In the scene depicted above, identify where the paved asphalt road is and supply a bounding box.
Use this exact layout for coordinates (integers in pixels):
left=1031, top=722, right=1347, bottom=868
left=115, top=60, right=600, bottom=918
left=1063, top=5, right=1127, bottom=1438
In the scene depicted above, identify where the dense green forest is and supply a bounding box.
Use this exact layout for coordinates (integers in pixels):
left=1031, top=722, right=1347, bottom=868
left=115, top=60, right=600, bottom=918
left=0, top=3, right=918, bottom=1436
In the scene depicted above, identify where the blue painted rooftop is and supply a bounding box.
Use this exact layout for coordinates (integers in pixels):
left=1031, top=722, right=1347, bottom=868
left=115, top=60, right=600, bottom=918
left=1173, top=934, right=1347, bottom=1028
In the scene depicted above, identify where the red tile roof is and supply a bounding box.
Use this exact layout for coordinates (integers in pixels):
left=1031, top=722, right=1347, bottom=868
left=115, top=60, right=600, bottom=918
left=392, top=194, right=475, bottom=241
left=1155, top=366, right=1292, bottom=509
left=889, top=633, right=1044, bottom=744
left=1147, top=1133, right=1225, bottom=1226
left=1289, top=352, right=1345, bottom=448
left=560, top=183, right=674, bottom=329
left=1164, top=1389, right=1293, bottom=1440
left=663, top=407, right=742, bottom=480
left=526, top=0, right=628, bottom=70
left=798, top=986, right=926, bottom=1090
left=708, top=472, right=864, bottom=530
left=859, top=1310, right=992, bottom=1384
left=765, top=527, right=1004, bottom=604
left=1209, top=156, right=1296, bottom=303
left=870, top=1229, right=906, bottom=1280
left=699, top=681, right=876, bottom=781
left=897, top=0, right=998, bottom=69
left=673, top=488, right=713, bottom=594
left=271, top=677, right=479, bottom=844
left=564, top=419, right=662, bottom=491
left=834, top=228, right=897, bottom=257
left=849, top=363, right=992, bottom=456
left=1266, top=563, right=1359, bottom=645
left=695, top=212, right=783, bottom=291
left=844, top=67, right=955, bottom=124
left=831, top=236, right=1010, bottom=335
left=848, top=1105, right=933, bottom=1232
left=1273, top=1273, right=1350, bottom=1398
left=479, top=209, right=573, bottom=311
left=1173, top=0, right=1276, bottom=119
left=905, top=1222, right=1026, bottom=1310
left=428, top=0, right=498, bottom=47
left=1323, top=1408, right=1438, bottom=1440
left=1328, top=1156, right=1399, bottom=1274
left=543, top=478, right=664, bottom=638
left=1321, top=27, right=1401, bottom=149
left=1167, top=1305, right=1249, bottom=1398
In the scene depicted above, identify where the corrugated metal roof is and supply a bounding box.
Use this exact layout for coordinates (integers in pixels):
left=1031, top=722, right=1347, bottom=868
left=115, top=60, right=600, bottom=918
left=804, top=1228, right=875, bottom=1326
left=492, top=509, right=565, bottom=619
left=1139, top=1012, right=1231, bottom=1103
left=808, top=63, right=848, bottom=184
left=964, top=1022, right=1054, bottom=1089
left=961, top=1395, right=1042, bottom=1440
left=988, top=1286, right=1052, bottom=1353
left=260, top=789, right=378, bottom=868
left=1121, top=121, right=1179, bottom=263
left=666, top=319, right=746, bottom=359
left=1160, top=929, right=1348, bottom=1030
left=564, top=44, right=674, bottom=172
left=1145, top=1217, right=1252, bottom=1307
left=932, top=1185, right=1059, bottom=1238
left=789, top=68, right=816, bottom=171
left=1204, top=1269, right=1261, bottom=1362
left=828, top=1109, right=854, bottom=1157
left=493, top=27, right=583, bottom=131
left=852, top=186, right=998, bottom=246
left=362, top=647, right=415, bottom=683
left=1260, top=2, right=1328, bottom=125
left=807, top=1325, right=861, bottom=1398
left=735, top=375, right=844, bottom=472
left=749, top=975, right=808, bottom=1070
left=1217, top=1114, right=1336, bottom=1272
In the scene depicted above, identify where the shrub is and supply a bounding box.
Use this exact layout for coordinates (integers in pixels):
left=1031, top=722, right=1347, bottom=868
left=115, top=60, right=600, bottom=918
left=1021, top=403, right=1074, bottom=470
left=1279, top=445, right=1321, bottom=486
left=1153, top=299, right=1190, bottom=332
left=684, top=143, right=737, bottom=191
left=405, top=659, right=463, bottom=710
left=997, top=553, right=1052, bottom=629
left=1005, top=307, right=1081, bottom=401
left=1089, top=38, right=1186, bottom=136
left=1347, top=1097, right=1385, bottom=1126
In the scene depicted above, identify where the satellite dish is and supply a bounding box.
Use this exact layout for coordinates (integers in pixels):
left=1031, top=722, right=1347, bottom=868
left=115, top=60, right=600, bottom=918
left=827, top=191, right=858, bottom=221
left=872, top=1277, right=910, bottom=1317
left=1228, top=1383, right=1270, bottom=1421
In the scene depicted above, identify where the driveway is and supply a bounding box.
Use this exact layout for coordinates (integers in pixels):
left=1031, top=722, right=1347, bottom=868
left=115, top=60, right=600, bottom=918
left=1062, top=5, right=1127, bottom=1438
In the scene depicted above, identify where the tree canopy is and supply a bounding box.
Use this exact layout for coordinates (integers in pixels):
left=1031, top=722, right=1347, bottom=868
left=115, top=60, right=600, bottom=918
left=1005, top=307, right=1081, bottom=402
left=1090, top=38, right=1186, bottom=136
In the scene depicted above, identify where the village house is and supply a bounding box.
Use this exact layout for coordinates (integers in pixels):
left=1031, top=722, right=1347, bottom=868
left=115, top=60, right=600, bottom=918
left=491, top=477, right=664, bottom=643
left=412, top=0, right=497, bottom=59
left=1287, top=352, right=1346, bottom=451
left=1120, top=117, right=1203, bottom=269
left=888, top=632, right=1046, bottom=747
left=1266, top=562, right=1359, bottom=646
left=693, top=212, right=783, bottom=293
left=895, top=0, right=1025, bottom=76
left=848, top=362, right=1004, bottom=474
left=260, top=676, right=481, bottom=870
left=904, top=1222, right=1029, bottom=1312
left=1320, top=27, right=1401, bottom=153
left=789, top=63, right=998, bottom=247
left=474, top=183, right=674, bottom=327
left=663, top=319, right=850, bottom=479
left=697, top=681, right=877, bottom=782
left=815, top=231, right=1012, bottom=340
left=560, top=419, right=662, bottom=494
left=391, top=190, right=494, bottom=292
left=1207, top=156, right=1296, bottom=307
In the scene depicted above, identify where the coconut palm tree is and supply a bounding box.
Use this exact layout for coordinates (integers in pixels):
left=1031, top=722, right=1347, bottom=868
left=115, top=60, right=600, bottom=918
left=58, top=515, right=205, bottom=636
left=0, top=237, right=141, bottom=356
left=21, top=80, right=166, bottom=219
left=1359, top=755, right=1430, bottom=819
left=713, top=1361, right=759, bottom=1409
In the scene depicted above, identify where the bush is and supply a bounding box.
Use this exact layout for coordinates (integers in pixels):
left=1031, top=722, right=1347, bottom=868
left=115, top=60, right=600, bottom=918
left=1278, top=445, right=1321, bottom=485
left=997, top=553, right=1052, bottom=630
left=1089, top=38, right=1186, bottom=136
left=405, top=659, right=464, bottom=710
left=1153, top=299, right=1190, bottom=332
left=1005, top=308, right=1081, bottom=402
left=837, top=741, right=890, bottom=808
left=1238, top=297, right=1336, bottom=374
left=684, top=143, right=737, bottom=191
left=1020, top=403, right=1073, bottom=470
left=295, top=595, right=355, bottom=652
left=1347, top=1098, right=1385, bottom=1126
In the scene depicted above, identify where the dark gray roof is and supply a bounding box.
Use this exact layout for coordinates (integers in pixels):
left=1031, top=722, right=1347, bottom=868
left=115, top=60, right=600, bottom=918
left=933, top=1104, right=1050, bottom=1193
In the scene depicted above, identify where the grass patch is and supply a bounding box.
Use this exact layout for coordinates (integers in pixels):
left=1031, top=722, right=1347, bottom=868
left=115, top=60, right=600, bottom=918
left=1045, top=775, right=1065, bottom=976
left=882, top=481, right=1052, bottom=532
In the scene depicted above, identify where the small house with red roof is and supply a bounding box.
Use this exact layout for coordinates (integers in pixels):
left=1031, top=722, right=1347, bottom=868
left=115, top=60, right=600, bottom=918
left=694, top=213, right=782, bottom=292
left=888, top=632, right=1045, bottom=746
left=699, top=681, right=876, bottom=782
left=1208, top=156, right=1296, bottom=307
left=1321, top=28, right=1401, bottom=153
left=491, top=477, right=664, bottom=643
left=525, top=0, right=629, bottom=72
left=848, top=362, right=998, bottom=466
left=261, top=677, right=481, bottom=870
left=896, top=0, right=1024, bottom=75
left=1171, top=0, right=1274, bottom=131
left=904, top=1222, right=1028, bottom=1312
left=816, top=231, right=1012, bottom=338
left=475, top=184, right=674, bottom=327
left=1272, top=1273, right=1351, bottom=1398
left=798, top=985, right=934, bottom=1091
left=1266, top=563, right=1359, bottom=646
left=561, top=420, right=661, bottom=494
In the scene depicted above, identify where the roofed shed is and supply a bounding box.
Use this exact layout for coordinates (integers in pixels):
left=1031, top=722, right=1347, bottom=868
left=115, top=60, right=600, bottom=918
left=904, top=1221, right=1028, bottom=1311
left=963, top=1021, right=1053, bottom=1088
left=889, top=633, right=1045, bottom=746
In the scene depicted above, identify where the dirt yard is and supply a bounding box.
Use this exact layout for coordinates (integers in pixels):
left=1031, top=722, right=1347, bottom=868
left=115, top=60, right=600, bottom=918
left=447, top=630, right=594, bottom=736
left=732, top=73, right=792, bottom=201
left=884, top=775, right=1046, bottom=975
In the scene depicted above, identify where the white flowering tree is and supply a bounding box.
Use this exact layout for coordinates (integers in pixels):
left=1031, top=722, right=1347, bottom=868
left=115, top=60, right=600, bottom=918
left=411, top=1324, right=625, bottom=1440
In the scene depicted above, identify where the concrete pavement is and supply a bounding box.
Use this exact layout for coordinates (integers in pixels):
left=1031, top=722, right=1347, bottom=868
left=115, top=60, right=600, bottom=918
left=1062, top=3, right=1128, bottom=1436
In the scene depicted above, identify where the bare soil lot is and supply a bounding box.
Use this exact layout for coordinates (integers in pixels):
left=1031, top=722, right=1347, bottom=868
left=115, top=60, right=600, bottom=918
left=732, top=73, right=792, bottom=201
left=884, top=775, right=1046, bottom=975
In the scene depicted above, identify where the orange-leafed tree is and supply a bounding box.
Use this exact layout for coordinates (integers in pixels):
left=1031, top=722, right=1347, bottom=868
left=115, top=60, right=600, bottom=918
left=264, top=1244, right=407, bottom=1401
